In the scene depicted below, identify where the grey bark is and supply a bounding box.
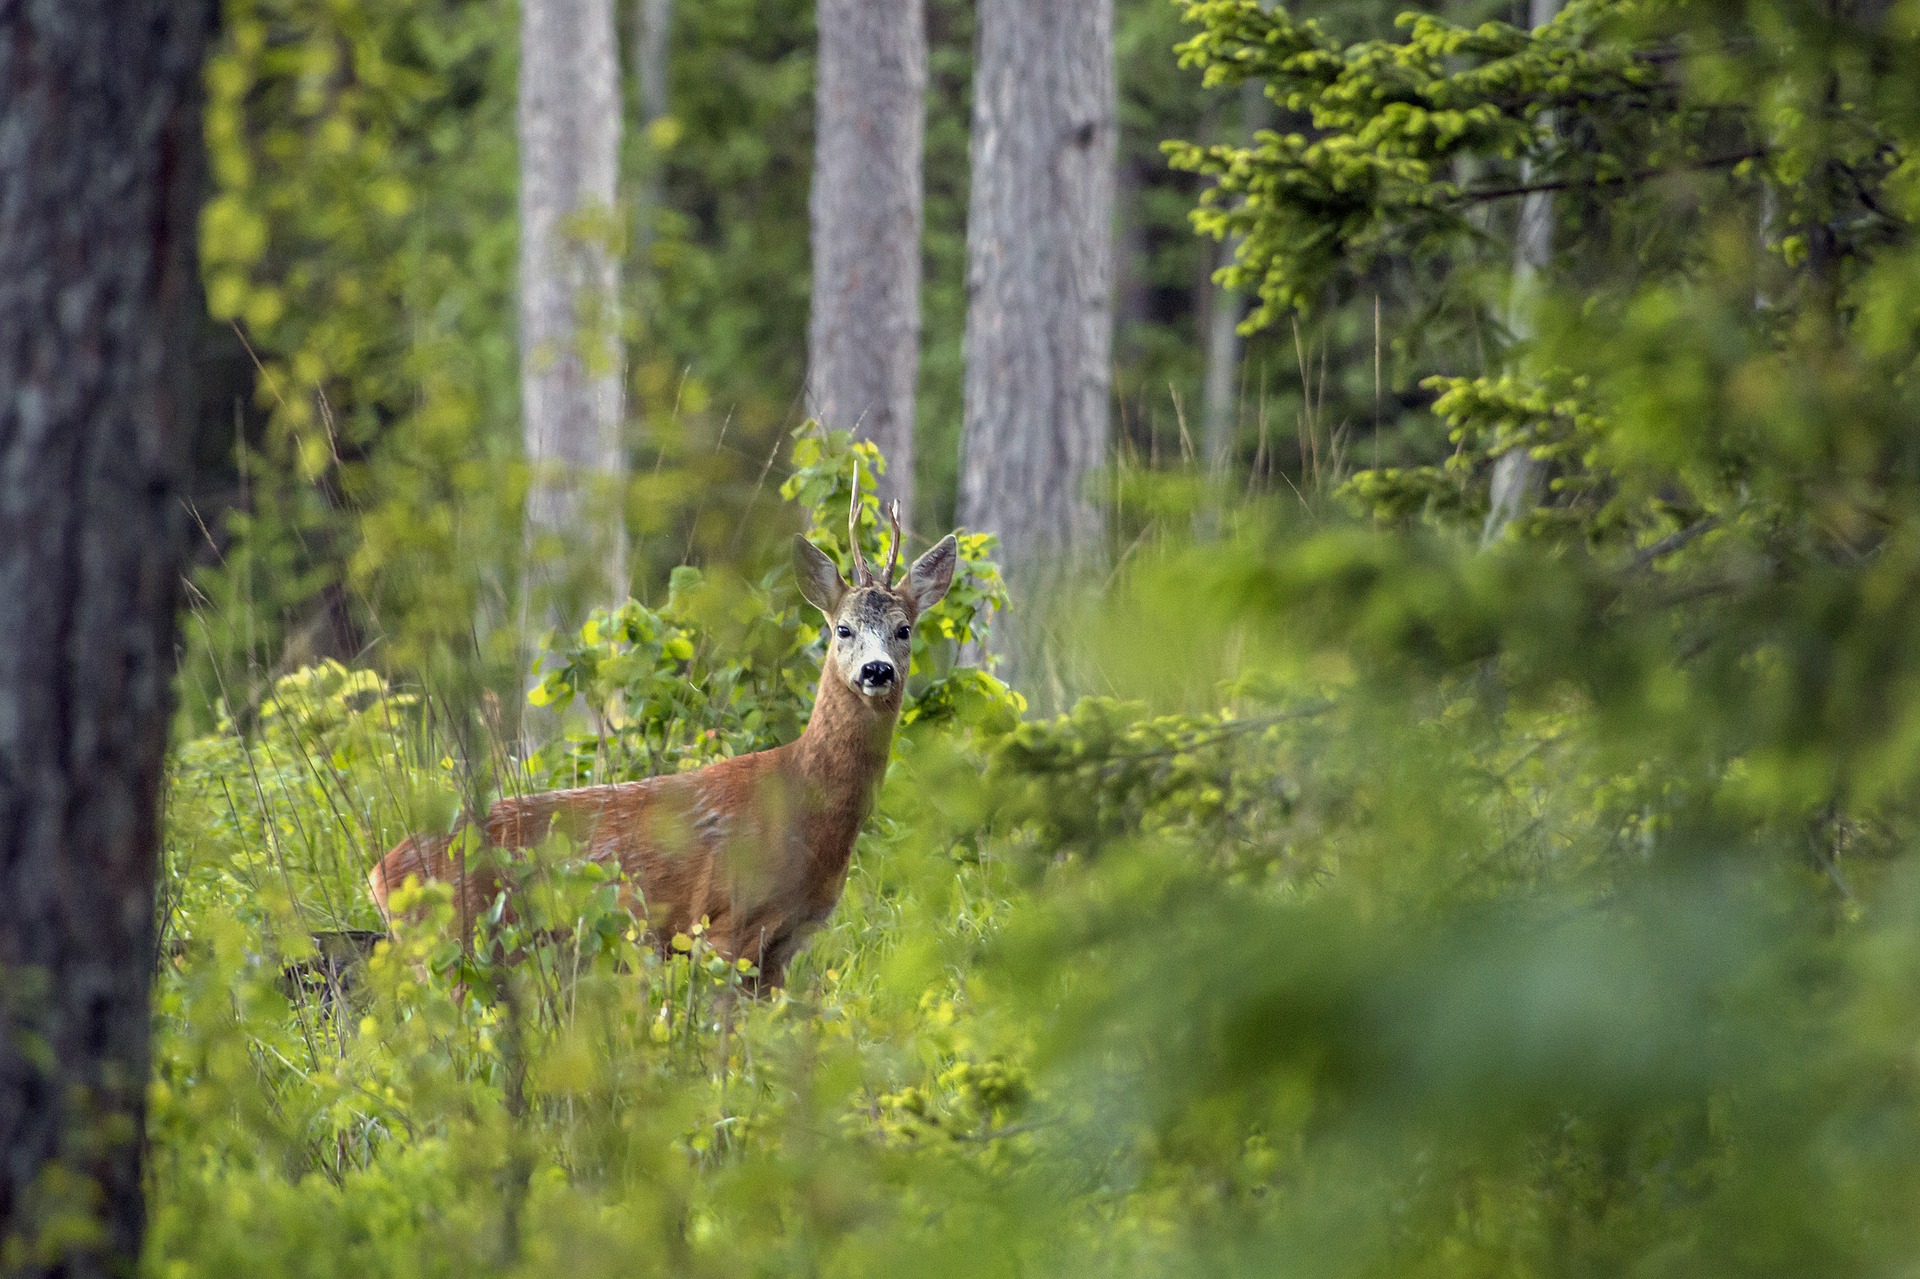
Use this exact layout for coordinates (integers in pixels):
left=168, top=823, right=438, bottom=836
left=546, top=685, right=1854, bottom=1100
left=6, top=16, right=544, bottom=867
left=1755, top=178, right=1779, bottom=310
left=0, top=1, right=212, bottom=1272
left=1200, top=236, right=1246, bottom=479
left=808, top=0, right=926, bottom=527
left=520, top=0, right=626, bottom=622
left=1482, top=0, right=1560, bottom=546
left=1201, top=20, right=1273, bottom=480
left=958, top=0, right=1116, bottom=672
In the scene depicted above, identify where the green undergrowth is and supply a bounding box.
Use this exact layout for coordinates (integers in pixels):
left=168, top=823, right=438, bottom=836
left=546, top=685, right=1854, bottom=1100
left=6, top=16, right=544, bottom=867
left=151, top=491, right=1920, bottom=1277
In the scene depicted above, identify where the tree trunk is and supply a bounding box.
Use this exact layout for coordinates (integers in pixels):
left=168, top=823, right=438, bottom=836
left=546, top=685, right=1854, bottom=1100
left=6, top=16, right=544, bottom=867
left=521, top=0, right=626, bottom=624
left=808, top=0, right=927, bottom=527
left=0, top=1, right=212, bottom=1272
left=958, top=0, right=1115, bottom=678
left=1200, top=236, right=1245, bottom=481
left=1200, top=24, right=1272, bottom=482
left=1481, top=0, right=1560, bottom=546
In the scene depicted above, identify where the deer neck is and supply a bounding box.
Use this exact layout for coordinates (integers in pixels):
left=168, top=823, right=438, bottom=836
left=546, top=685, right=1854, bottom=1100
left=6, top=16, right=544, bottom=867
left=793, top=666, right=898, bottom=839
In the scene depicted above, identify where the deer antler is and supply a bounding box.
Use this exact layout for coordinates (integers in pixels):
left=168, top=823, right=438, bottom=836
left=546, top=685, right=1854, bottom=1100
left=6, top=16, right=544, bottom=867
left=883, top=499, right=903, bottom=586
left=847, top=465, right=874, bottom=586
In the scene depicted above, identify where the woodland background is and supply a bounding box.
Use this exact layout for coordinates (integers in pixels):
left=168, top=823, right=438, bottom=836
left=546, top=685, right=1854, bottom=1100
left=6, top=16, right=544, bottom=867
left=5, top=0, right=1920, bottom=1274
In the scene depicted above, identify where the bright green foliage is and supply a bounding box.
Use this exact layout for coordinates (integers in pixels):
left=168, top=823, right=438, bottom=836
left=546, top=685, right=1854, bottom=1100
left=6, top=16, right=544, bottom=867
left=1341, top=369, right=1616, bottom=532
left=1163, top=0, right=1912, bottom=489
left=1169, top=0, right=1700, bottom=325
left=197, top=0, right=521, bottom=690
left=1168, top=0, right=1916, bottom=534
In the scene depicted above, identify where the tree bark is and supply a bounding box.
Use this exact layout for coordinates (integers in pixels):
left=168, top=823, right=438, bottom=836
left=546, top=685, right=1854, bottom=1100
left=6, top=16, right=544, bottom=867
left=1481, top=0, right=1560, bottom=546
left=521, top=0, right=626, bottom=623
left=958, top=0, right=1115, bottom=674
left=1200, top=235, right=1246, bottom=480
left=808, top=0, right=927, bottom=527
left=0, top=1, right=212, bottom=1272
left=1201, top=19, right=1273, bottom=482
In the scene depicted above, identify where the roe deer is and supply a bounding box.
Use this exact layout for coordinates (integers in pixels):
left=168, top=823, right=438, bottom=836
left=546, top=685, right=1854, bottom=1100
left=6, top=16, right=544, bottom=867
left=367, top=482, right=959, bottom=989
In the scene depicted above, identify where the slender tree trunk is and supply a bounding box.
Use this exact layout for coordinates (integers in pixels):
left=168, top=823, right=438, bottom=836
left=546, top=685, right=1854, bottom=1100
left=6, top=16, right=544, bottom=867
left=520, top=0, right=626, bottom=625
left=808, top=0, right=927, bottom=527
left=1481, top=0, right=1559, bottom=546
left=958, top=0, right=1115, bottom=679
left=1200, top=237, right=1245, bottom=480
left=1201, top=19, right=1273, bottom=481
left=0, top=1, right=212, bottom=1272
left=1755, top=178, right=1780, bottom=310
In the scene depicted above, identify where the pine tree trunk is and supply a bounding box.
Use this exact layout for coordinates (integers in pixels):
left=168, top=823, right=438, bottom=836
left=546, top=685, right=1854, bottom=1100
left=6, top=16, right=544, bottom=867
left=1200, top=33, right=1272, bottom=481
left=808, top=0, right=927, bottom=527
left=0, top=1, right=212, bottom=1271
left=958, top=0, right=1115, bottom=676
left=1200, top=236, right=1245, bottom=480
left=521, top=0, right=626, bottom=622
left=1482, top=0, right=1560, bottom=546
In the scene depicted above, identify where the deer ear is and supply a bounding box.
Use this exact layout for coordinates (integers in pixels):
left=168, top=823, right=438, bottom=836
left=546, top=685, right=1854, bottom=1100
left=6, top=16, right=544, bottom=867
left=793, top=535, right=848, bottom=616
left=905, top=534, right=958, bottom=614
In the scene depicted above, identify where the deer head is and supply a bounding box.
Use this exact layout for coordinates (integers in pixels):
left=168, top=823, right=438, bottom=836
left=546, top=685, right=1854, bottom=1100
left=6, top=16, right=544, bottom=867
left=792, top=473, right=958, bottom=704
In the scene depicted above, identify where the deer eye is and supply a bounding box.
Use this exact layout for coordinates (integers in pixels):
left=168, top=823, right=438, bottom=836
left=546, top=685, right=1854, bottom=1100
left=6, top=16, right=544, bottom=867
left=835, top=625, right=852, bottom=640
left=895, top=625, right=911, bottom=641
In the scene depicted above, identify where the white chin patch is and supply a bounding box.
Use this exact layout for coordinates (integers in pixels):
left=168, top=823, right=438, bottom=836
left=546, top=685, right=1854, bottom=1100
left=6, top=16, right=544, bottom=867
left=857, top=680, right=892, bottom=699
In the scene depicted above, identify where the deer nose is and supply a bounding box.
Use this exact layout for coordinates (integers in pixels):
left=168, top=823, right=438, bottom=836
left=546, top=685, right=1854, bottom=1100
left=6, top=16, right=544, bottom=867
left=859, top=660, right=896, bottom=687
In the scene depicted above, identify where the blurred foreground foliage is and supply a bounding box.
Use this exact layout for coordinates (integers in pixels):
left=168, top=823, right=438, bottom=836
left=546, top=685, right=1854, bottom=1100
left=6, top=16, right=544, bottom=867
left=155, top=454, right=1920, bottom=1278
left=149, top=0, right=1920, bottom=1274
